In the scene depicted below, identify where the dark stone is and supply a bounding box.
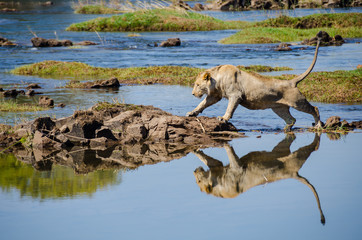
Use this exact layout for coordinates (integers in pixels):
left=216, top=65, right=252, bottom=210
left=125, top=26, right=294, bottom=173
left=2, top=89, right=18, bottom=97
left=160, top=38, right=181, bottom=47
left=90, top=77, right=120, bottom=89
left=325, top=116, right=341, bottom=128
left=38, top=96, right=54, bottom=107
left=31, top=37, right=73, bottom=47
left=57, top=103, right=66, bottom=108
left=31, top=117, right=56, bottom=132
left=193, top=3, right=204, bottom=11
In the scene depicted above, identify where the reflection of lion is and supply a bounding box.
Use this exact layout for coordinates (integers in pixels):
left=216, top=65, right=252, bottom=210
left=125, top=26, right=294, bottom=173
left=193, top=134, right=325, bottom=224
left=187, top=35, right=323, bottom=131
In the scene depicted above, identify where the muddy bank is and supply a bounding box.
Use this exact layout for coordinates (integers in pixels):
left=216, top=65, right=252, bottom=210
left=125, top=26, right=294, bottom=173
left=0, top=102, right=244, bottom=153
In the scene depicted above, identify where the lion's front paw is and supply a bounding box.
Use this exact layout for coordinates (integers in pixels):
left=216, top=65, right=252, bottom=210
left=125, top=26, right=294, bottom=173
left=217, top=116, right=228, bottom=122
left=186, top=111, right=197, bottom=117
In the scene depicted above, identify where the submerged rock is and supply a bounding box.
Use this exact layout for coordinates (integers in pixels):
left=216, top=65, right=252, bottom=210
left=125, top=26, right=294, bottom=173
left=160, top=38, right=181, bottom=47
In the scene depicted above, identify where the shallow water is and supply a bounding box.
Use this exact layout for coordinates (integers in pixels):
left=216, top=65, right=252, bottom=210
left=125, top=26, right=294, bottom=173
left=1, top=1, right=362, bottom=239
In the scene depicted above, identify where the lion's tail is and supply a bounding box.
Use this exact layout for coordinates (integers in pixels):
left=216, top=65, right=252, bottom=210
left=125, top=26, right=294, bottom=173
left=291, top=36, right=321, bottom=86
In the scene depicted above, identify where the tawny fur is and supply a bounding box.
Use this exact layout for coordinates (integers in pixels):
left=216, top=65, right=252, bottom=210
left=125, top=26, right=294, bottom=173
left=187, top=40, right=323, bottom=131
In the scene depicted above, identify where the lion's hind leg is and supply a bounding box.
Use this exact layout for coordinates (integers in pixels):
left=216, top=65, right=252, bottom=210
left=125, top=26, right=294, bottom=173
left=293, top=100, right=323, bottom=129
left=272, top=106, right=296, bottom=132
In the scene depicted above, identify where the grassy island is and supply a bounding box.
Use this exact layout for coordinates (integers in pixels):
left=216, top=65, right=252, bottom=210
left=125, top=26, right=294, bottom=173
left=220, top=13, right=362, bottom=44
left=11, top=61, right=362, bottom=103
left=66, top=8, right=247, bottom=32
left=0, top=100, right=48, bottom=112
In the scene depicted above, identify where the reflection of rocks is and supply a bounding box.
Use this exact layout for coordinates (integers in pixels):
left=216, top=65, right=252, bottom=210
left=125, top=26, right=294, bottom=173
left=12, top=142, right=200, bottom=174
left=193, top=134, right=325, bottom=224
left=1, top=102, right=244, bottom=152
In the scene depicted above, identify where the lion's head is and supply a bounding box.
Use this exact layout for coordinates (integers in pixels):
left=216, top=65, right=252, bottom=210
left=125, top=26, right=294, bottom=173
left=191, top=72, right=215, bottom=98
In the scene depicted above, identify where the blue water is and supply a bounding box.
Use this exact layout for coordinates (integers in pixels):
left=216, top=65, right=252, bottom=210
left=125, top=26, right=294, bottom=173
left=0, top=1, right=362, bottom=239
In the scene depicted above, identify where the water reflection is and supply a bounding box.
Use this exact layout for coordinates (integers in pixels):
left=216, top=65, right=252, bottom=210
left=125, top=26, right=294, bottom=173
left=0, top=143, right=198, bottom=199
left=193, top=133, right=325, bottom=224
left=0, top=153, right=121, bottom=200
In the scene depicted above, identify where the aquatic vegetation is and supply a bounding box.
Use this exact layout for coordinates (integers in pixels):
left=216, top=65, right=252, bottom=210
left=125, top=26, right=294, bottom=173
left=256, top=13, right=362, bottom=29
left=11, top=60, right=293, bottom=86
left=66, top=8, right=248, bottom=32
left=0, top=100, right=48, bottom=112
left=220, top=13, right=362, bottom=44
left=220, top=26, right=362, bottom=44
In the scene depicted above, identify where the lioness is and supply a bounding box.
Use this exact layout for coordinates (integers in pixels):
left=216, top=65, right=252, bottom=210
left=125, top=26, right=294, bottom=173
left=187, top=35, right=323, bottom=131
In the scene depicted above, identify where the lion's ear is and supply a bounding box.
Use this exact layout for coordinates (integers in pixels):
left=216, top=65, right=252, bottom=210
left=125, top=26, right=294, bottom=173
left=203, top=72, right=211, bottom=81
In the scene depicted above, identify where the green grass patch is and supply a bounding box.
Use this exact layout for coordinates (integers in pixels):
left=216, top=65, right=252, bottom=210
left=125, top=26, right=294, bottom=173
left=277, top=69, right=362, bottom=103
left=220, top=13, right=362, bottom=44
left=66, top=8, right=248, bottom=32
left=219, top=27, right=362, bottom=44
left=11, top=61, right=292, bottom=87
left=0, top=100, right=48, bottom=112
left=75, top=5, right=121, bottom=14
left=257, top=13, right=362, bottom=29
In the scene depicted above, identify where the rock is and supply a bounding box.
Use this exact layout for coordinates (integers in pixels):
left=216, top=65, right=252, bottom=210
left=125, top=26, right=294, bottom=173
left=301, top=31, right=344, bottom=46
left=325, top=116, right=341, bottom=128
left=57, top=103, right=66, bottom=108
left=351, top=121, right=362, bottom=129
left=249, top=0, right=281, bottom=9
left=2, top=89, right=18, bottom=97
left=95, top=126, right=117, bottom=141
left=31, top=117, right=55, bottom=132
left=38, top=96, right=54, bottom=107
left=26, top=83, right=41, bottom=89
left=275, top=43, right=292, bottom=51
left=193, top=3, right=204, bottom=11
left=31, top=37, right=73, bottom=47
left=0, top=36, right=16, bottom=46
left=160, top=38, right=181, bottom=47
left=32, top=131, right=61, bottom=149
left=90, top=77, right=120, bottom=89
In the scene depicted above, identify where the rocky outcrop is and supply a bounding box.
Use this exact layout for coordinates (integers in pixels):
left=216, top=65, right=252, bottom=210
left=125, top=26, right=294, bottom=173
left=160, top=38, right=181, bottom=47
left=31, top=37, right=73, bottom=47
left=0, top=103, right=245, bottom=154
left=90, top=77, right=120, bottom=89
left=301, top=31, right=344, bottom=46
